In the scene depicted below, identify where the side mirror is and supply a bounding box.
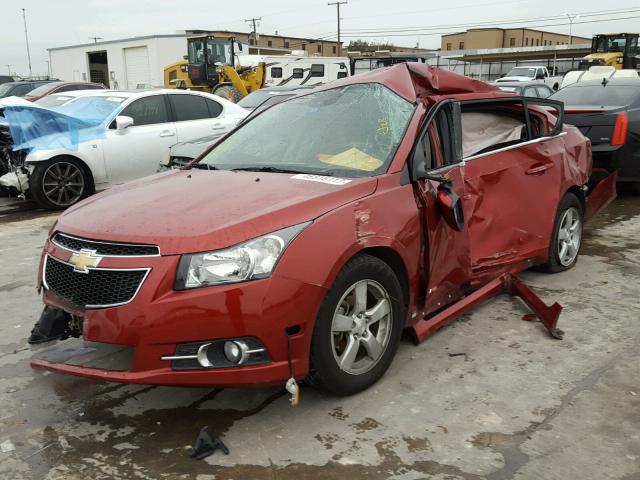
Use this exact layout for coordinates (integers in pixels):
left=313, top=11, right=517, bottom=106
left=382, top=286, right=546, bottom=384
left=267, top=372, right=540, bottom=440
left=115, top=115, right=134, bottom=131
left=236, top=41, right=243, bottom=52
left=436, top=181, right=465, bottom=231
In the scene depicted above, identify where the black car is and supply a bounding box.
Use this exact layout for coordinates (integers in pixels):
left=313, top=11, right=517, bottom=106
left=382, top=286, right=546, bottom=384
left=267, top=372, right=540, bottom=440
left=0, top=80, right=58, bottom=99
left=236, top=85, right=313, bottom=112
left=551, top=77, right=640, bottom=185
left=492, top=81, right=555, bottom=98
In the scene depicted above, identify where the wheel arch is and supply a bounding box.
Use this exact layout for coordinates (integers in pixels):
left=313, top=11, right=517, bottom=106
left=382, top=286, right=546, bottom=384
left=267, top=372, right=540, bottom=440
left=356, top=246, right=410, bottom=312
left=41, top=154, right=96, bottom=194
left=564, top=185, right=586, bottom=216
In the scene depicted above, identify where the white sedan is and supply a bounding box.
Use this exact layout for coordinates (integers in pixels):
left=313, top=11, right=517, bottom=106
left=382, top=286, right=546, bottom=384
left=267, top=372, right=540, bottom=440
left=12, top=89, right=247, bottom=209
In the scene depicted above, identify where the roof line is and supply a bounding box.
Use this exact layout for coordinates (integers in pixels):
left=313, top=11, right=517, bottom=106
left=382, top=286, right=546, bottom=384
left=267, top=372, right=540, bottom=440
left=442, top=27, right=590, bottom=40
left=47, top=34, right=188, bottom=51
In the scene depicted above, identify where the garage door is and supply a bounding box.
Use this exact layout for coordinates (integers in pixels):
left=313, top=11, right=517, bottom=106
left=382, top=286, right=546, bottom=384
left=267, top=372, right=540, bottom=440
left=124, top=46, right=150, bottom=89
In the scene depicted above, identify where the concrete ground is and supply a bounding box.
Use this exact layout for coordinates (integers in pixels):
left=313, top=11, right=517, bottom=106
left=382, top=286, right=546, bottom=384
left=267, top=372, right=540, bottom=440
left=0, top=194, right=639, bottom=480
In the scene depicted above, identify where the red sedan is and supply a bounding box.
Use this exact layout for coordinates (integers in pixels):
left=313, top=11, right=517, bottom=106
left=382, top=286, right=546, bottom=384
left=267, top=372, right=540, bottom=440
left=29, top=65, right=615, bottom=396
left=23, top=81, right=106, bottom=101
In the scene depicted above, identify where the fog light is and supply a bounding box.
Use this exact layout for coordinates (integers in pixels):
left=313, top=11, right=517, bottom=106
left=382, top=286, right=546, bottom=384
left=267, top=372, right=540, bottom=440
left=224, top=341, right=243, bottom=364
left=223, top=340, right=265, bottom=365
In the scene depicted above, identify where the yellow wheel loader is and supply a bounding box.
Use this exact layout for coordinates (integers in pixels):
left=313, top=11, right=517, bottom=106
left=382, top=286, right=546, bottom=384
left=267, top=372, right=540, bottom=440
left=578, top=33, right=640, bottom=70
left=163, top=34, right=266, bottom=102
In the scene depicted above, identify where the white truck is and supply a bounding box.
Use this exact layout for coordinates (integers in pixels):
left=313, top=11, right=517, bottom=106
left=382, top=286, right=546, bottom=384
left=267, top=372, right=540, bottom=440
left=495, top=66, right=562, bottom=90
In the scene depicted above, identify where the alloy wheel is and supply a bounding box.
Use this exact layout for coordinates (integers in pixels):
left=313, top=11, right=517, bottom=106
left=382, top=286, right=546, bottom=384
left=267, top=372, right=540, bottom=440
left=330, top=279, right=393, bottom=375
left=42, top=162, right=85, bottom=207
left=557, top=207, right=581, bottom=266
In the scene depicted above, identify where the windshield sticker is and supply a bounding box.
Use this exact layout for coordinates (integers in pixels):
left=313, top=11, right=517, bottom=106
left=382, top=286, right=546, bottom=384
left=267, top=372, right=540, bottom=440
left=291, top=174, right=352, bottom=185
left=318, top=148, right=383, bottom=172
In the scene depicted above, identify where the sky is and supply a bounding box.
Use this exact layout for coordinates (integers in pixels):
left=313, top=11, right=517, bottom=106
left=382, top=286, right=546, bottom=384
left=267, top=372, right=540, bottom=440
left=1, top=0, right=639, bottom=77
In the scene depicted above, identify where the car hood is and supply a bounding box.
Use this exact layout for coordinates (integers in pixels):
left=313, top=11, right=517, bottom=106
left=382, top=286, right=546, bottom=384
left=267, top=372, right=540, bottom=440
left=56, top=169, right=378, bottom=255
left=169, top=133, right=224, bottom=159
left=496, top=76, right=532, bottom=82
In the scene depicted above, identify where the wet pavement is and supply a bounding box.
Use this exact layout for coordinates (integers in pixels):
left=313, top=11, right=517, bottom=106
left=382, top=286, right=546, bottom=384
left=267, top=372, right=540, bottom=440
left=1, top=194, right=639, bottom=479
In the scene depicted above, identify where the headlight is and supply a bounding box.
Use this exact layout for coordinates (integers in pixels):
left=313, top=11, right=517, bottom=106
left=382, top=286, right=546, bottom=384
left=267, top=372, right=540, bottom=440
left=175, top=222, right=311, bottom=290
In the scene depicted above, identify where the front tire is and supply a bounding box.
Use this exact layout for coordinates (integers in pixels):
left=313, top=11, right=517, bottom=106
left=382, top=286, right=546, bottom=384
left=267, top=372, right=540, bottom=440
left=30, top=158, right=89, bottom=210
left=538, top=193, right=583, bottom=273
left=308, top=254, right=404, bottom=396
left=213, top=85, right=243, bottom=103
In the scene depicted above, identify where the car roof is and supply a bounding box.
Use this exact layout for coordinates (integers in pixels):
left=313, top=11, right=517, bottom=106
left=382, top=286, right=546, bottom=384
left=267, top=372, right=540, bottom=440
left=4, top=80, right=52, bottom=86
left=564, top=78, right=640, bottom=88
left=493, top=81, right=551, bottom=87
left=45, top=89, right=109, bottom=98
left=260, top=85, right=314, bottom=92
left=74, top=89, right=221, bottom=98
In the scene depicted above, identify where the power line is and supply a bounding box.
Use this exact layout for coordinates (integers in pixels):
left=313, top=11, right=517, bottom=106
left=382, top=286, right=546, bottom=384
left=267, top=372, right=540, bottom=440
left=338, top=14, right=640, bottom=38
left=341, top=7, right=640, bottom=34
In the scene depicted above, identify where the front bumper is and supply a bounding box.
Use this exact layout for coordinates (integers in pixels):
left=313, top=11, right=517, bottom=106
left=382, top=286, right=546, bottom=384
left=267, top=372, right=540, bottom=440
left=32, top=240, right=327, bottom=387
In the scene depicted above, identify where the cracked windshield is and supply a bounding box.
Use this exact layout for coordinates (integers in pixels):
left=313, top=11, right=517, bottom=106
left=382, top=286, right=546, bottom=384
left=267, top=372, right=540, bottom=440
left=199, top=83, right=415, bottom=177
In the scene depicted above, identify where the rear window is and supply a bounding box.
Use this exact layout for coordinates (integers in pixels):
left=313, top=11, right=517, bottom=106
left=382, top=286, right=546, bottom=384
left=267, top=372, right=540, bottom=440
left=24, top=82, right=61, bottom=96
left=551, top=85, right=640, bottom=107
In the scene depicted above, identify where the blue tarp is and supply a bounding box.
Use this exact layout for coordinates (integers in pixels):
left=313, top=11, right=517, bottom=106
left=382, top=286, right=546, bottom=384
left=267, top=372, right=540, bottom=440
left=0, top=96, right=123, bottom=152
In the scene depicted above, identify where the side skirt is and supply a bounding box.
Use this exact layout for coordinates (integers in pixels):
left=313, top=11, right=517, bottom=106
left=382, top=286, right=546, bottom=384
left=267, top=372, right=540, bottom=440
left=410, top=273, right=563, bottom=344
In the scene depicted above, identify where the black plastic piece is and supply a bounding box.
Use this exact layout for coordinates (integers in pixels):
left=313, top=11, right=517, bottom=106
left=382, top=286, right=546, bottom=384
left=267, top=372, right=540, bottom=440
left=28, top=307, right=76, bottom=344
left=190, top=427, right=229, bottom=460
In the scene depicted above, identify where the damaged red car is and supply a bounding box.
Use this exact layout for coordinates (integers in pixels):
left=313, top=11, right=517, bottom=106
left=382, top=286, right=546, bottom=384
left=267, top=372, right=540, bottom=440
left=30, top=64, right=616, bottom=396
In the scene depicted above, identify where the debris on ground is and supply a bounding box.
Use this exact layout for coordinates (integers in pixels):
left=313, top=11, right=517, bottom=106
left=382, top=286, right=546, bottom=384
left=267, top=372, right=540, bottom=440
left=190, top=427, right=229, bottom=460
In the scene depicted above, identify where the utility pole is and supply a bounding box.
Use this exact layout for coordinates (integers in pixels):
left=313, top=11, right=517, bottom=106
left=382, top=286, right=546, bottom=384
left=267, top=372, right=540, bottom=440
left=328, top=1, right=347, bottom=55
left=22, top=8, right=32, bottom=78
left=88, top=36, right=103, bottom=43
left=45, top=60, right=50, bottom=78
left=6, top=65, right=11, bottom=76
left=244, top=17, right=262, bottom=54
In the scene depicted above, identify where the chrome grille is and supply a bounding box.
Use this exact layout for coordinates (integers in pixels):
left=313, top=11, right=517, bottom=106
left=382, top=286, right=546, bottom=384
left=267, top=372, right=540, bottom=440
left=43, top=256, right=149, bottom=308
left=52, top=233, right=159, bottom=257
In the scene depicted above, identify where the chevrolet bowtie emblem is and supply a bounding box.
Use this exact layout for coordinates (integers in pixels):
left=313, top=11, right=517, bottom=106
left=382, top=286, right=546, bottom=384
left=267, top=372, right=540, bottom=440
left=70, top=249, right=102, bottom=273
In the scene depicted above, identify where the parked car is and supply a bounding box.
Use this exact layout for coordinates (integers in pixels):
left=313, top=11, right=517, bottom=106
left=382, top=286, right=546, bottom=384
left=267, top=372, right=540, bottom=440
left=34, top=90, right=105, bottom=108
left=23, top=81, right=106, bottom=101
left=236, top=85, right=314, bottom=112
left=550, top=77, right=640, bottom=186
left=159, top=86, right=313, bottom=171
left=0, top=89, right=247, bottom=209
left=492, top=81, right=555, bottom=98
left=29, top=65, right=614, bottom=396
left=495, top=66, right=562, bottom=90
left=0, top=80, right=58, bottom=99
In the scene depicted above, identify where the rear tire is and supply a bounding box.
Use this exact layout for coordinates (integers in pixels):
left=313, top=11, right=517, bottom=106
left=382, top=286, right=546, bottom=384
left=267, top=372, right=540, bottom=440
left=213, top=85, right=243, bottom=103
left=538, top=193, right=583, bottom=273
left=308, top=254, right=404, bottom=396
left=29, top=158, right=90, bottom=210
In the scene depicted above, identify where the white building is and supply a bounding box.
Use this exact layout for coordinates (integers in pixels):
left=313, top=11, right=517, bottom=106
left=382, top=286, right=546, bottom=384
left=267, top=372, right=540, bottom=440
left=48, top=34, right=188, bottom=89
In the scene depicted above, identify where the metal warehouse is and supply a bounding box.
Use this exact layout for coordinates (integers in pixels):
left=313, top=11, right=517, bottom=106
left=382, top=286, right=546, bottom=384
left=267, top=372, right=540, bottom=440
left=47, top=34, right=188, bottom=89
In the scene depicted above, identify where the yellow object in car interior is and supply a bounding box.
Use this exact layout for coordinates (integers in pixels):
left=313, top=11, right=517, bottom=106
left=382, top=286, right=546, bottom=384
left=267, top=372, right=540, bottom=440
left=318, top=148, right=383, bottom=172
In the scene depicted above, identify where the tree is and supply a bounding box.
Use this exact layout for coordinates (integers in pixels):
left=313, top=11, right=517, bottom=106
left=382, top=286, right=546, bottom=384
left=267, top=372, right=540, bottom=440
left=347, top=40, right=397, bottom=52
